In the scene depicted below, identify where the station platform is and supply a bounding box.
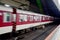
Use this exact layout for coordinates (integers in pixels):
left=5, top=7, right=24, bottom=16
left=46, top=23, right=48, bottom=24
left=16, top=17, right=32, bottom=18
left=45, top=25, right=60, bottom=40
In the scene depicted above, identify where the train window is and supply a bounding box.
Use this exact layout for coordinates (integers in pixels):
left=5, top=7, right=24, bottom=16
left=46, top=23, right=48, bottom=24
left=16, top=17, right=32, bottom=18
left=19, top=14, right=27, bottom=22
left=43, top=17, right=45, bottom=20
left=45, top=17, right=48, bottom=20
left=38, top=16, right=40, bottom=21
left=3, top=12, right=11, bottom=22
left=47, top=17, right=49, bottom=20
left=29, top=16, right=33, bottom=21
left=34, top=16, right=39, bottom=21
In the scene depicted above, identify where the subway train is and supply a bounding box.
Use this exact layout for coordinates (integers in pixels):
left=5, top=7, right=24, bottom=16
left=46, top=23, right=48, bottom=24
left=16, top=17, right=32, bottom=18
left=0, top=5, right=54, bottom=35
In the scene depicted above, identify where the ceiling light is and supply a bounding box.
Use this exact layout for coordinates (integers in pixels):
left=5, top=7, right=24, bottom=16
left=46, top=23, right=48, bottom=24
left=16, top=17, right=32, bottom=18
left=58, top=0, right=60, bottom=5
left=5, top=4, right=10, bottom=7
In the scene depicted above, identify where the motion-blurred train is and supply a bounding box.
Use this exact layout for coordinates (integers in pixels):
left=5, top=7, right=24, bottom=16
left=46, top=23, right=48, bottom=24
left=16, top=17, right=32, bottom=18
left=0, top=5, right=54, bottom=35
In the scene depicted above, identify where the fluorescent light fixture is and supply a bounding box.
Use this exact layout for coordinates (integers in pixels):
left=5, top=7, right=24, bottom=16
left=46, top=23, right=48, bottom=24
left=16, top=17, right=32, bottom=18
left=5, top=4, right=10, bottom=7
left=53, top=0, right=60, bottom=11
left=58, top=0, right=60, bottom=11
left=58, top=0, right=60, bottom=5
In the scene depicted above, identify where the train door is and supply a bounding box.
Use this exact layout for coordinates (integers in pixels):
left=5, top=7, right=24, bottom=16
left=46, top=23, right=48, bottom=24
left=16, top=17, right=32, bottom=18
left=1, top=11, right=12, bottom=34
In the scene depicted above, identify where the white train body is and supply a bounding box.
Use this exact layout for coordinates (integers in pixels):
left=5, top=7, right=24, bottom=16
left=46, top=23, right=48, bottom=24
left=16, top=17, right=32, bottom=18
left=0, top=5, right=53, bottom=35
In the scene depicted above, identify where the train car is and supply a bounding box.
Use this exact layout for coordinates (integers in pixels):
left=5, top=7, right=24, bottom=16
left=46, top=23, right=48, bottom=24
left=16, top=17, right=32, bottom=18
left=16, top=9, right=53, bottom=31
left=0, top=5, right=13, bottom=35
left=0, top=5, right=53, bottom=35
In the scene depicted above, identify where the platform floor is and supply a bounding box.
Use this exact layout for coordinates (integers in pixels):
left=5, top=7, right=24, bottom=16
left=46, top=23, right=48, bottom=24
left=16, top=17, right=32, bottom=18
left=45, top=25, right=60, bottom=40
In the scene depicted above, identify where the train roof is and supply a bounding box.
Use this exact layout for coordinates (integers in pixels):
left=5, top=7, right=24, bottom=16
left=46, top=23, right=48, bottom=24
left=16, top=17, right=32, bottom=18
left=17, top=9, right=51, bottom=17
left=0, top=5, right=13, bottom=12
left=0, top=5, right=52, bottom=17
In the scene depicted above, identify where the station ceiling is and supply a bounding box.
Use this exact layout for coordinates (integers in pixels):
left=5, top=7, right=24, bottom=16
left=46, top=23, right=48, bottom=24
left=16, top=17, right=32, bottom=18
left=0, top=0, right=60, bottom=18
left=29, top=0, right=60, bottom=18
left=0, top=0, right=42, bottom=14
left=0, top=0, right=30, bottom=10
